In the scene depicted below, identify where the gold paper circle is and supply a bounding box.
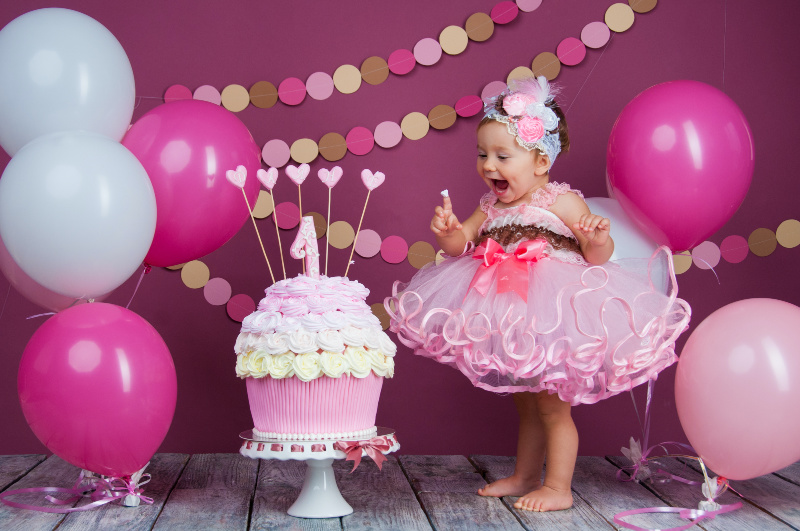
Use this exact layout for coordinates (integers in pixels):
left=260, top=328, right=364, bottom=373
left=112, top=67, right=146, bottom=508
left=306, top=211, right=328, bottom=238
left=361, top=56, right=390, bottom=85
left=428, top=104, right=457, bottom=130
left=252, top=190, right=275, bottom=219
left=333, top=64, right=362, bottom=94
left=401, top=112, right=430, bottom=140
left=221, top=84, right=250, bottom=112
left=748, top=228, right=777, bottom=257
left=629, top=0, right=657, bottom=14
left=328, top=220, right=355, bottom=249
left=672, top=252, right=692, bottom=274
left=605, top=3, right=635, bottom=32
left=531, top=52, right=561, bottom=80
left=166, top=263, right=186, bottom=271
left=776, top=219, right=800, bottom=248
left=318, top=132, right=348, bottom=162
left=290, top=138, right=319, bottom=164
left=508, top=66, right=535, bottom=85
left=440, top=25, right=469, bottom=55
left=249, top=81, right=278, bottom=109
left=181, top=260, right=210, bottom=288
left=408, top=241, right=437, bottom=269
left=371, top=302, right=390, bottom=330
left=465, top=12, right=494, bottom=42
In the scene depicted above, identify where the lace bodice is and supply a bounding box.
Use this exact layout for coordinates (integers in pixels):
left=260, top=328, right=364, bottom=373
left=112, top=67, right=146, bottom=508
left=477, top=182, right=587, bottom=264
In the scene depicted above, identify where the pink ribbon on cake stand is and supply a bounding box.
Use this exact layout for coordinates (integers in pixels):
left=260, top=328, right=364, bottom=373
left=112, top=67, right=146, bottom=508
left=468, top=238, right=547, bottom=302
left=333, top=436, right=394, bottom=472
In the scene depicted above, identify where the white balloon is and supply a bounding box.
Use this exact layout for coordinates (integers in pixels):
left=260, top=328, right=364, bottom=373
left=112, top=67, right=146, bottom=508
left=0, top=131, right=156, bottom=298
left=585, top=196, right=668, bottom=293
left=0, top=8, right=135, bottom=156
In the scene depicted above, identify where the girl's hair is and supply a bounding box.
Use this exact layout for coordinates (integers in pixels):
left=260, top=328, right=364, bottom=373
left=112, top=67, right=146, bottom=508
left=478, top=93, right=570, bottom=157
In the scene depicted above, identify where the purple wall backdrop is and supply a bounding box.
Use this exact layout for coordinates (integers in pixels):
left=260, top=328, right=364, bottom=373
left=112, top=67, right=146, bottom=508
left=1, top=0, right=798, bottom=458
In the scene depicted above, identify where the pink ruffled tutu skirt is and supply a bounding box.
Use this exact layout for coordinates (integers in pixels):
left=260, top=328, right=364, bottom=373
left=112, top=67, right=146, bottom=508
left=385, top=247, right=690, bottom=405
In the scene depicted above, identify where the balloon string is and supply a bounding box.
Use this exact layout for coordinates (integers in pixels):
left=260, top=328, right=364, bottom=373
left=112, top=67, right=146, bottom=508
left=345, top=189, right=371, bottom=277
left=269, top=191, right=287, bottom=280
left=242, top=189, right=275, bottom=285
left=126, top=263, right=151, bottom=309
left=325, top=188, right=332, bottom=277
left=0, top=284, right=10, bottom=324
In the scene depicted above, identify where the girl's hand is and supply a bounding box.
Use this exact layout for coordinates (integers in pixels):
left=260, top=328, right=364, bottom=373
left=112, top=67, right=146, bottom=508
left=431, top=196, right=463, bottom=236
left=573, top=214, right=610, bottom=246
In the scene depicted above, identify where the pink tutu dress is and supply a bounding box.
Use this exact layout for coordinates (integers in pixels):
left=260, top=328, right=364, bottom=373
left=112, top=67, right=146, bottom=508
left=385, top=182, right=691, bottom=405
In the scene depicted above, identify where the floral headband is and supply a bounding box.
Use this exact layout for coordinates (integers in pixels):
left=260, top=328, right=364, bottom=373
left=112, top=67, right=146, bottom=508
left=483, top=76, right=562, bottom=165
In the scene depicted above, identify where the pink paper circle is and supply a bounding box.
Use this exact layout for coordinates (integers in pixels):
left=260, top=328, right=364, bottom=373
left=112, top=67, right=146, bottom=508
left=346, top=126, right=375, bottom=156
left=355, top=229, right=382, bottom=258
left=306, top=72, right=335, bottom=100
left=691, top=241, right=721, bottom=270
left=278, top=77, right=306, bottom=106
left=380, top=235, right=409, bottom=264
left=455, top=95, right=483, bottom=117
left=388, top=49, right=415, bottom=75
left=720, top=235, right=749, bottom=264
left=274, top=201, right=301, bottom=229
left=491, top=1, right=519, bottom=24
left=581, top=21, right=611, bottom=49
left=374, top=121, right=403, bottom=148
left=556, top=37, right=587, bottom=66
left=204, top=277, right=232, bottom=306
left=227, top=294, right=255, bottom=322
left=164, top=84, right=192, bottom=103
left=193, top=85, right=221, bottom=105
left=481, top=81, right=508, bottom=102
left=516, top=0, right=542, bottom=12
left=262, top=139, right=291, bottom=168
left=413, top=38, right=443, bottom=66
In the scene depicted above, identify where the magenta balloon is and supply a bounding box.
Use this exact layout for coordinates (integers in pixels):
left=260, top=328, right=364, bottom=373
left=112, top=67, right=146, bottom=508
left=18, top=303, right=177, bottom=477
left=122, top=100, right=261, bottom=267
left=675, top=299, right=800, bottom=480
left=607, top=80, right=754, bottom=251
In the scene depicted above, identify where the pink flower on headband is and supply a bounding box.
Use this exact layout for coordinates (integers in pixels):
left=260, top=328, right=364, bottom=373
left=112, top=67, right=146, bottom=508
left=516, top=117, right=545, bottom=144
left=503, top=93, right=534, bottom=116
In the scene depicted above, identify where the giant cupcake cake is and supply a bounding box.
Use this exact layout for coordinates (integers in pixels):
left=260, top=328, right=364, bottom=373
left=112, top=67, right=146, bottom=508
left=231, top=165, right=396, bottom=441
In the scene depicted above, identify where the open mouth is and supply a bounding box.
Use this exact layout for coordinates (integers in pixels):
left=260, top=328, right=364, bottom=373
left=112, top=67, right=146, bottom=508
left=492, top=179, right=509, bottom=193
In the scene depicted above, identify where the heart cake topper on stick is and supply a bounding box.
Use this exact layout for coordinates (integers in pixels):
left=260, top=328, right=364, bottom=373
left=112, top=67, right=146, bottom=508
left=225, top=165, right=247, bottom=189
left=318, top=166, right=344, bottom=276
left=346, top=169, right=386, bottom=276
left=226, top=165, right=275, bottom=284
left=256, top=167, right=278, bottom=190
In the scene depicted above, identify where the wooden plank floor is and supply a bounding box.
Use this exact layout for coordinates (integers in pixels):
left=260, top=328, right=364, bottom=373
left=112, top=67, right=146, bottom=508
left=1, top=454, right=798, bottom=530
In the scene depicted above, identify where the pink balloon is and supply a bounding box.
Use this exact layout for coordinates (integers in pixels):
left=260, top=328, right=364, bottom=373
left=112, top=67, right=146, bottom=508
left=18, top=303, right=177, bottom=477
left=675, top=299, right=800, bottom=480
left=122, top=100, right=261, bottom=267
left=607, top=80, right=754, bottom=252
left=0, top=232, right=109, bottom=311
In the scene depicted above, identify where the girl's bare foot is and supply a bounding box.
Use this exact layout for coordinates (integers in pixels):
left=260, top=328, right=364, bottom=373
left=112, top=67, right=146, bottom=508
left=513, top=485, right=573, bottom=512
left=477, top=475, right=541, bottom=498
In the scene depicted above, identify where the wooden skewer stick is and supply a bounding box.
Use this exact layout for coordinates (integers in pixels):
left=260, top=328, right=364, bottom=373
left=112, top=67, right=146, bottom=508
left=241, top=188, right=275, bottom=284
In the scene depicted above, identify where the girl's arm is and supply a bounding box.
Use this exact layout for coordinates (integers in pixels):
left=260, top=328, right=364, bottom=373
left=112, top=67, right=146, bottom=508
left=431, top=196, right=487, bottom=257
left=550, top=192, right=614, bottom=265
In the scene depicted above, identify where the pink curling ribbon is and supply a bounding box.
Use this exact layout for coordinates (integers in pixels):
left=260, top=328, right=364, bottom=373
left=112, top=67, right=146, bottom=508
left=334, top=436, right=393, bottom=472
left=0, top=470, right=153, bottom=513
left=468, top=238, right=547, bottom=302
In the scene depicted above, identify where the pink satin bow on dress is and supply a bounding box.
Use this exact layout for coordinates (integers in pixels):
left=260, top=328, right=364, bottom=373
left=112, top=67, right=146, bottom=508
left=333, top=436, right=393, bottom=472
left=468, top=238, right=547, bottom=302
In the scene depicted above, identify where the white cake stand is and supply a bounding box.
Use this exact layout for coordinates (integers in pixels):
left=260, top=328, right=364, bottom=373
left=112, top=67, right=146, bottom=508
left=239, top=427, right=399, bottom=518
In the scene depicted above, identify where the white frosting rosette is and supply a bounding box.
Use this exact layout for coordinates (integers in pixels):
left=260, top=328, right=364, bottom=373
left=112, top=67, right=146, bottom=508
left=317, top=329, right=346, bottom=353
left=287, top=329, right=317, bottom=354
left=246, top=350, right=271, bottom=378
left=344, top=347, right=372, bottom=378
left=292, top=352, right=322, bottom=382
left=319, top=351, right=348, bottom=378
left=268, top=352, right=296, bottom=379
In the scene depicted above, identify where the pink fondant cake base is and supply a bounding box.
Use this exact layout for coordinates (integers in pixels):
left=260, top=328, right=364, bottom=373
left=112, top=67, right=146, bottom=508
left=246, top=373, right=383, bottom=435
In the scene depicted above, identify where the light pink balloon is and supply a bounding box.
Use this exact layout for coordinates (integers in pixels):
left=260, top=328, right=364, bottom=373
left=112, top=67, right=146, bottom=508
left=675, top=298, right=800, bottom=480
left=122, top=100, right=261, bottom=267
left=0, top=233, right=108, bottom=311
left=18, top=303, right=177, bottom=477
left=607, top=80, right=754, bottom=252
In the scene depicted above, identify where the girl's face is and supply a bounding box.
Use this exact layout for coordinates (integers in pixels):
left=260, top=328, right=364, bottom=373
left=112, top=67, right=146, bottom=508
left=476, top=120, right=551, bottom=208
